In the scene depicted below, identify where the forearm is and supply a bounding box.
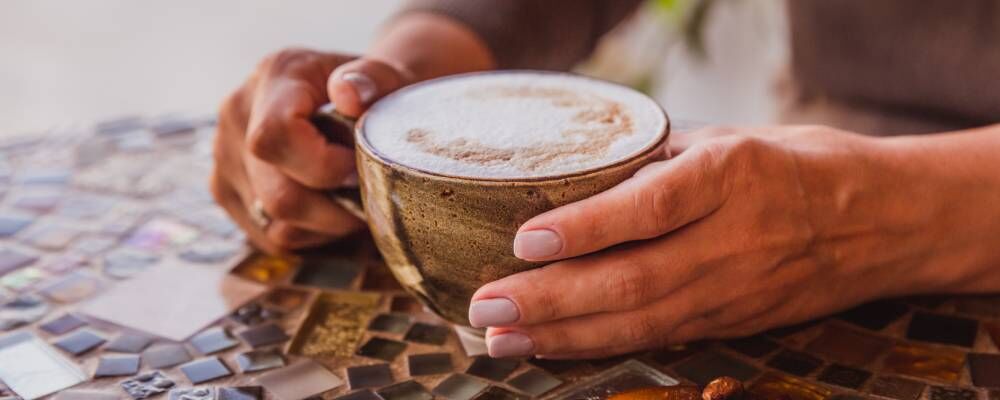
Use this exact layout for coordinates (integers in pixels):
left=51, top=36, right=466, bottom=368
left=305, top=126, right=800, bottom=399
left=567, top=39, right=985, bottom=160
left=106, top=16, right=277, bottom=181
left=881, top=124, right=1000, bottom=294
left=803, top=125, right=1000, bottom=297
left=367, top=12, right=496, bottom=82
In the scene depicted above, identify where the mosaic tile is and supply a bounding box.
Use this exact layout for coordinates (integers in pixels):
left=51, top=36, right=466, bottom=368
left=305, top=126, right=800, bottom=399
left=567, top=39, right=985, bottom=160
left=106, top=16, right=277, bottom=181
left=968, top=353, right=1000, bottom=388
left=747, top=372, right=831, bottom=400
left=52, top=329, right=105, bottom=355
left=346, top=363, right=394, bottom=390
left=357, top=337, right=407, bottom=362
left=805, top=324, right=890, bottom=366
left=377, top=380, right=432, bottom=400
left=231, top=302, right=283, bottom=326
left=725, top=335, right=780, bottom=358
left=253, top=360, right=343, bottom=400
left=433, top=374, right=489, bottom=400
left=870, top=376, right=926, bottom=400
left=189, top=326, right=239, bottom=355
left=403, top=322, right=449, bottom=346
left=816, top=364, right=870, bottom=389
left=289, top=291, right=382, bottom=358
left=143, top=344, right=193, bottom=369
left=179, top=356, right=232, bottom=384
left=882, top=342, right=965, bottom=384
left=39, top=313, right=86, bottom=335
left=216, top=387, right=263, bottom=400
left=929, top=386, right=978, bottom=400
left=121, top=371, right=176, bottom=400
left=407, top=352, right=453, bottom=376
left=390, top=296, right=422, bottom=314
left=368, top=313, right=412, bottom=334
left=0, top=215, right=32, bottom=237
left=470, top=386, right=525, bottom=400
left=674, top=350, right=760, bottom=386
left=236, top=349, right=285, bottom=373
left=105, top=333, right=153, bottom=353
left=466, top=356, right=520, bottom=382
left=0, top=295, right=48, bottom=332
left=0, top=248, right=37, bottom=275
left=907, top=311, right=978, bottom=348
left=168, top=387, right=214, bottom=400
left=237, top=323, right=289, bottom=348
left=549, top=360, right=678, bottom=399
left=334, top=389, right=383, bottom=400
left=292, top=256, right=363, bottom=289
left=766, top=349, right=823, bottom=377
left=94, top=354, right=141, bottom=377
left=506, top=368, right=563, bottom=397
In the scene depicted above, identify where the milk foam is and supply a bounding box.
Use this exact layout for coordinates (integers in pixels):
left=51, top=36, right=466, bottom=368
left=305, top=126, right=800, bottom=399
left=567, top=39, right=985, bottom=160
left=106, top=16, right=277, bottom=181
left=362, top=72, right=667, bottom=179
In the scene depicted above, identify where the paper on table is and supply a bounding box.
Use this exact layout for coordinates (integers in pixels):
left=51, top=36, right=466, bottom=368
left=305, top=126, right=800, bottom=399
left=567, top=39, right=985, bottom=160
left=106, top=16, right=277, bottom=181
left=0, top=331, right=86, bottom=400
left=79, top=260, right=265, bottom=341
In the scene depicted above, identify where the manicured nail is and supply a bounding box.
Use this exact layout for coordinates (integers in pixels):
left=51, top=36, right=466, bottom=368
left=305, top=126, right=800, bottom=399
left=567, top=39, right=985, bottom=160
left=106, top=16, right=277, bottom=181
left=487, top=332, right=534, bottom=358
left=341, top=72, right=377, bottom=104
left=513, top=229, right=562, bottom=259
left=469, top=298, right=520, bottom=328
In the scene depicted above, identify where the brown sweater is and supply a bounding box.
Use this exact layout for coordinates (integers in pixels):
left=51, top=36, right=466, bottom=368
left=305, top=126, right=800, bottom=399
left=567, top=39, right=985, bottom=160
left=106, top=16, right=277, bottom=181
left=402, top=0, right=1000, bottom=135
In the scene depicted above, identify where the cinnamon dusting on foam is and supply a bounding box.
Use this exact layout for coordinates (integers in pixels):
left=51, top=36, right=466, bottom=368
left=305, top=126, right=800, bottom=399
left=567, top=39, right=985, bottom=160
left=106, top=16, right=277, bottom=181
left=404, top=85, right=634, bottom=173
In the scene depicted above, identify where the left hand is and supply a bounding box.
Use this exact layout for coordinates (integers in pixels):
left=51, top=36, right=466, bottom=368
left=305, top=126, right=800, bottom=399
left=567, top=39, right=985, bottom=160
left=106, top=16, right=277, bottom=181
left=468, top=125, right=930, bottom=359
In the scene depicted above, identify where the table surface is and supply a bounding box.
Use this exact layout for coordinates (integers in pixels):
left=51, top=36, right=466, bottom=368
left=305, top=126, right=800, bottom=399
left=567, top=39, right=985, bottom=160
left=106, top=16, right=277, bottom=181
left=0, top=115, right=998, bottom=400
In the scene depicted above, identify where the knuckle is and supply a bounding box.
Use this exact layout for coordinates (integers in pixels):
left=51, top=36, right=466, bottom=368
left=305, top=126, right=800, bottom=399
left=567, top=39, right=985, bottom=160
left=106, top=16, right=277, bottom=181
left=622, top=313, right=659, bottom=345
left=604, top=264, right=654, bottom=309
left=630, top=182, right=672, bottom=238
left=246, top=117, right=288, bottom=162
left=261, top=48, right=319, bottom=77
left=266, top=224, right=301, bottom=249
left=260, top=184, right=305, bottom=221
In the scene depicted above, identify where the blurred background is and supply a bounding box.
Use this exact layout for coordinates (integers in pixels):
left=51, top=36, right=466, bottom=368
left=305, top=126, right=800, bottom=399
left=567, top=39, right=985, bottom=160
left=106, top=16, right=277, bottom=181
left=0, top=0, right=787, bottom=137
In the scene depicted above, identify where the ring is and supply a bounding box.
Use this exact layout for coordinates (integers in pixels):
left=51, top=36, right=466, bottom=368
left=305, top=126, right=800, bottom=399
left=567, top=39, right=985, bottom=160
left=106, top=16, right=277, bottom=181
left=249, top=199, right=271, bottom=229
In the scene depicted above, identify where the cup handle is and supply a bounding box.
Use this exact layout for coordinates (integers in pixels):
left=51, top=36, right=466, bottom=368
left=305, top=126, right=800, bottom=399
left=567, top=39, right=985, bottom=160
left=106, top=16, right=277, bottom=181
left=310, top=103, right=367, bottom=221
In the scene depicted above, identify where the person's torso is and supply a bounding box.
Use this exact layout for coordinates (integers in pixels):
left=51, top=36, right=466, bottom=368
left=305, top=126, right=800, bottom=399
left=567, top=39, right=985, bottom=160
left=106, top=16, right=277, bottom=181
left=785, top=0, right=1000, bottom=134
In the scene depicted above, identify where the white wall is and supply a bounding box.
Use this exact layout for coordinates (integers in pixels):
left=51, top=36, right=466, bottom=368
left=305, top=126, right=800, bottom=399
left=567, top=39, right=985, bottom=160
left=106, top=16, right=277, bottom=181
left=0, top=0, right=786, bottom=136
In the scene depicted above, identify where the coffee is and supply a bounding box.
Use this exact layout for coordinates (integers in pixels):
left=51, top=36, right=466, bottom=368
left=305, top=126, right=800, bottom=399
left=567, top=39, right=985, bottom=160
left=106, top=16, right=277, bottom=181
left=363, top=71, right=667, bottom=179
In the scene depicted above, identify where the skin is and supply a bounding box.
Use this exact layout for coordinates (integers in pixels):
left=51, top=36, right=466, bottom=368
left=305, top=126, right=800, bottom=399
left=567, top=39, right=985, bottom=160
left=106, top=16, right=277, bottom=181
left=213, top=12, right=1000, bottom=358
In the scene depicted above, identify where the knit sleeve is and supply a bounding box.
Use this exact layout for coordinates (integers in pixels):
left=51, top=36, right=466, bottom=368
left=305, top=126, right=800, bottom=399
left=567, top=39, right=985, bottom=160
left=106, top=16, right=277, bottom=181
left=398, top=0, right=645, bottom=70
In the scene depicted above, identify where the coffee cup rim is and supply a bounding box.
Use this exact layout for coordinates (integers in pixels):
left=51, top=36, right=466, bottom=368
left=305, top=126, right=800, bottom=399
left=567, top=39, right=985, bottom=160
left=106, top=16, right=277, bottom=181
left=355, top=70, right=671, bottom=184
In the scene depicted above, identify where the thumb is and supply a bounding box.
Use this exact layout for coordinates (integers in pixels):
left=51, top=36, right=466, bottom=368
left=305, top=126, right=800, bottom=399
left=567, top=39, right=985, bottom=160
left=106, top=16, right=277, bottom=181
left=327, top=58, right=412, bottom=118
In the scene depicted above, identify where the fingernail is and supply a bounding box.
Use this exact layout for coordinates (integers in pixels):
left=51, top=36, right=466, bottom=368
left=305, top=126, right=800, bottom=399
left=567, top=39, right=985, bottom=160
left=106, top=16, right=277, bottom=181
left=513, top=229, right=562, bottom=259
left=469, top=298, right=520, bottom=328
left=487, top=332, right=534, bottom=358
left=341, top=72, right=377, bottom=104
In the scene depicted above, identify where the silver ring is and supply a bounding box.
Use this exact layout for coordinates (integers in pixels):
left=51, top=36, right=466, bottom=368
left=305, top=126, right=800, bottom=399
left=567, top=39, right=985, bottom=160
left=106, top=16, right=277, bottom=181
left=249, top=199, right=271, bottom=229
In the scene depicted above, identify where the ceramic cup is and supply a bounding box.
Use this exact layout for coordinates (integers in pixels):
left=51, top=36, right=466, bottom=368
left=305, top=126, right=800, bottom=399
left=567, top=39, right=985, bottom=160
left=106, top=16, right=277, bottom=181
left=315, top=71, right=671, bottom=326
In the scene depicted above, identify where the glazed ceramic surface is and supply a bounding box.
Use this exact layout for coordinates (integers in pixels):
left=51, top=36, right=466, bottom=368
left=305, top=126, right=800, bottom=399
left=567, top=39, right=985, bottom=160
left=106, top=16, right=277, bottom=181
left=353, top=73, right=670, bottom=325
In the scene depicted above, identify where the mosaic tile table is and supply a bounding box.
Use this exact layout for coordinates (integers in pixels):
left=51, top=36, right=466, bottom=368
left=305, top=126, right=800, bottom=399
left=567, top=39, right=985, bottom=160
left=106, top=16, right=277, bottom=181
left=0, top=115, right=998, bottom=400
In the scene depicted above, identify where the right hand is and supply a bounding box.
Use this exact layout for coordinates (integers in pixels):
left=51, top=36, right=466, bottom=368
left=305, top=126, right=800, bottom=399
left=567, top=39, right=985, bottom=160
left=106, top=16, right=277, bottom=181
left=210, top=48, right=412, bottom=253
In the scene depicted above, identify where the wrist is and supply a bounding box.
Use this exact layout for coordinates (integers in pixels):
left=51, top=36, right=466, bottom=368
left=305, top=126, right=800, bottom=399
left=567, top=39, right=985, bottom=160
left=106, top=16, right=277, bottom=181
left=368, top=12, right=495, bottom=83
left=876, top=128, right=1000, bottom=294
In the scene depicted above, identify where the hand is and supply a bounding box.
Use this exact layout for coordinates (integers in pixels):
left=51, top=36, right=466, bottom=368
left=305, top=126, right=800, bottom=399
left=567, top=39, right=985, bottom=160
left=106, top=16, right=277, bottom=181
left=211, top=48, right=412, bottom=253
left=468, top=125, right=931, bottom=359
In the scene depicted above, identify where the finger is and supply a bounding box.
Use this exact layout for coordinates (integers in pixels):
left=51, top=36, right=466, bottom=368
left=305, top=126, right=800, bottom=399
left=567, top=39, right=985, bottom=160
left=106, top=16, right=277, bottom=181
left=245, top=76, right=357, bottom=189
left=245, top=155, right=365, bottom=236
left=211, top=164, right=338, bottom=252
left=264, top=220, right=339, bottom=250
left=512, top=147, right=728, bottom=262
left=327, top=58, right=412, bottom=118
left=471, top=225, right=719, bottom=328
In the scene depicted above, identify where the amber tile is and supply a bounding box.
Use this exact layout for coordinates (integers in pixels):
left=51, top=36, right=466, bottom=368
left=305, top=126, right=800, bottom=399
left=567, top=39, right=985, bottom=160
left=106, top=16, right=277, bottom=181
left=882, top=342, right=965, bottom=384
left=747, top=373, right=831, bottom=400
left=805, top=324, right=891, bottom=367
left=869, top=376, right=926, bottom=400
left=232, top=254, right=298, bottom=284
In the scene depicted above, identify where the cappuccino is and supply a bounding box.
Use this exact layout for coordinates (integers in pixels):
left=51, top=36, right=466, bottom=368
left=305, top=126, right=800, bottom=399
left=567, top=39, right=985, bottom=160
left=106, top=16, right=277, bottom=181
left=362, top=71, right=668, bottom=179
